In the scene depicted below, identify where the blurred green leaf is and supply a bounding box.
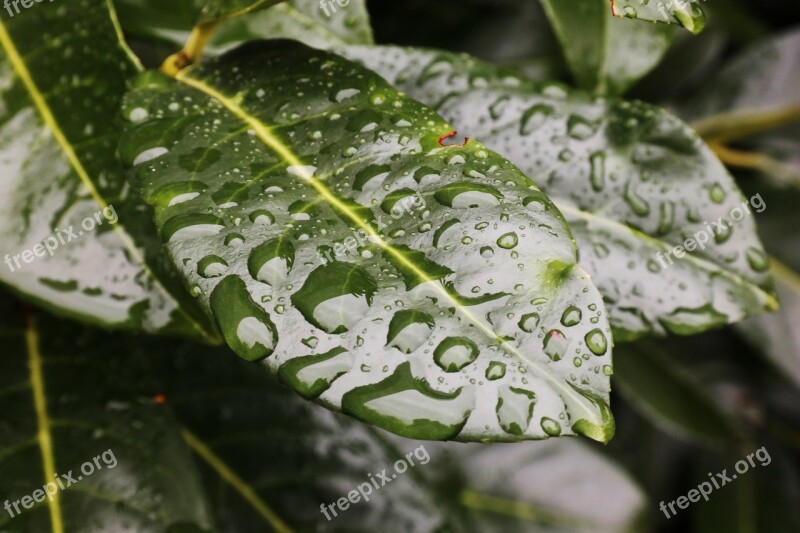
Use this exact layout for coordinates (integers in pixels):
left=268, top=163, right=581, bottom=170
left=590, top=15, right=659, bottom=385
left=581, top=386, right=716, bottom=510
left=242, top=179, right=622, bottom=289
left=539, top=0, right=676, bottom=95
left=614, top=342, right=741, bottom=446
left=0, top=297, right=213, bottom=531
left=198, top=0, right=283, bottom=24
left=0, top=0, right=217, bottom=340
left=684, top=28, right=800, bottom=189
left=344, top=45, right=777, bottom=341
left=691, top=444, right=800, bottom=532
left=446, top=440, right=648, bottom=532
left=150, top=344, right=451, bottom=532
left=117, top=0, right=374, bottom=51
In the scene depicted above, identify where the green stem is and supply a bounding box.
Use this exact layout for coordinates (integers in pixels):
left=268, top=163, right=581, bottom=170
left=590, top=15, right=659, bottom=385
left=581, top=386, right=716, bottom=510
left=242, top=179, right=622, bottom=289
left=693, top=105, right=800, bottom=144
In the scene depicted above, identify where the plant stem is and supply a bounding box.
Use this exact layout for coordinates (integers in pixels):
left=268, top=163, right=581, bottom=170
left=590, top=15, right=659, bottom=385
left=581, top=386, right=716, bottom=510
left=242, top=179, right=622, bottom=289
left=693, top=105, right=800, bottom=144
left=160, top=21, right=220, bottom=77
left=710, top=143, right=800, bottom=189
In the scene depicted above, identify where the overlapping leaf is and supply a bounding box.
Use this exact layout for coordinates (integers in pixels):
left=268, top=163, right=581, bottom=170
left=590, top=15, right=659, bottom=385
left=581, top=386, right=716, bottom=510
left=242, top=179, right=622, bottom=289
left=343, top=45, right=777, bottom=341
left=611, top=0, right=706, bottom=34
left=199, top=0, right=282, bottom=24
left=117, top=0, right=373, bottom=51
left=681, top=30, right=800, bottom=386
left=539, top=0, right=676, bottom=95
left=0, top=0, right=217, bottom=339
left=120, top=40, right=615, bottom=442
left=0, top=297, right=212, bottom=531
left=151, top=343, right=451, bottom=531
left=445, top=440, right=647, bottom=531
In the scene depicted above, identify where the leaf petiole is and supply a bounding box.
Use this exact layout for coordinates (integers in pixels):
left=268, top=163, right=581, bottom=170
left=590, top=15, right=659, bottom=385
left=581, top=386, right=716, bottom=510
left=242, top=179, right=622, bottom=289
left=160, top=20, right=220, bottom=77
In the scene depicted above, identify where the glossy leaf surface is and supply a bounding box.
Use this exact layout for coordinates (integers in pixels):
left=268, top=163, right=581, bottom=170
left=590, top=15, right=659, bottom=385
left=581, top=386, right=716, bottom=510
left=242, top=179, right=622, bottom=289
left=611, top=0, right=706, bottom=34
left=344, top=45, right=777, bottom=341
left=120, top=40, right=614, bottom=442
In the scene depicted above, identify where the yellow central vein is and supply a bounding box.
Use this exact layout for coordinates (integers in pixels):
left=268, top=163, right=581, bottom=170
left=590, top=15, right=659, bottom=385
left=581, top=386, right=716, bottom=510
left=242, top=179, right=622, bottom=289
left=0, top=20, right=217, bottom=343
left=25, top=314, right=64, bottom=533
left=175, top=71, right=607, bottom=434
left=181, top=428, right=293, bottom=533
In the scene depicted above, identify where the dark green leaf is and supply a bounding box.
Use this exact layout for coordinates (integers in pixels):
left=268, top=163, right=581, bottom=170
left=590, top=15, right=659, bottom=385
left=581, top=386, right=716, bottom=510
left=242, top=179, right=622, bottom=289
left=539, top=0, right=676, bottom=95
left=150, top=343, right=451, bottom=532
left=691, top=445, right=800, bottom=532
left=120, top=41, right=615, bottom=442
left=0, top=0, right=218, bottom=340
left=0, top=297, right=212, bottom=531
left=118, top=0, right=374, bottom=51
left=344, top=45, right=777, bottom=341
left=613, top=342, right=741, bottom=446
left=198, top=0, right=282, bottom=24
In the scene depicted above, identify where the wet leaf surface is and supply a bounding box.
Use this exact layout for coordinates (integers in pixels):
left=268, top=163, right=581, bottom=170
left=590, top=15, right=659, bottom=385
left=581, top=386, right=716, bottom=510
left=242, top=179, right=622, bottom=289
left=120, top=40, right=615, bottom=443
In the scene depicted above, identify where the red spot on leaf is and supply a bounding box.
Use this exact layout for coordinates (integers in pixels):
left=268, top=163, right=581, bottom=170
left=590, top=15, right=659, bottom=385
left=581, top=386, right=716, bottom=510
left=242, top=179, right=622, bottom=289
left=154, top=394, right=167, bottom=404
left=438, top=130, right=469, bottom=147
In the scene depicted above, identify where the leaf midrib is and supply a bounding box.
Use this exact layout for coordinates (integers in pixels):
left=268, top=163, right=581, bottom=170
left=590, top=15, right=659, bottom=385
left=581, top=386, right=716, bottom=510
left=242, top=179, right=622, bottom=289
left=181, top=427, right=293, bottom=532
left=174, top=67, right=608, bottom=434
left=25, top=312, right=64, bottom=533
left=555, top=201, right=779, bottom=310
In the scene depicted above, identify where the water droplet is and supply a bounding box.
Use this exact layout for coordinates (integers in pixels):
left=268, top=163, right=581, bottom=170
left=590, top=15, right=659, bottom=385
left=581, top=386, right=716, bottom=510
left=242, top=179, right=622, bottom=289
left=585, top=329, right=608, bottom=356
left=497, top=232, right=518, bottom=249
left=543, top=330, right=568, bottom=361
left=198, top=255, right=228, bottom=279
left=540, top=417, right=561, bottom=437
left=560, top=306, right=582, bottom=327
left=434, top=337, right=479, bottom=372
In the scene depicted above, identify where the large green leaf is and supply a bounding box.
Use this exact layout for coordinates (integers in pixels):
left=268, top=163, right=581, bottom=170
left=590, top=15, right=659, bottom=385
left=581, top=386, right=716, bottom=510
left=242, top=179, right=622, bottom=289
left=613, top=342, right=741, bottom=446
left=343, top=45, right=777, bottom=341
left=117, top=0, right=373, bottom=51
left=0, top=297, right=212, bottom=531
left=611, top=0, right=706, bottom=34
left=120, top=41, right=615, bottom=443
left=150, top=343, right=451, bottom=531
left=539, top=0, right=676, bottom=95
left=0, top=0, right=218, bottom=340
